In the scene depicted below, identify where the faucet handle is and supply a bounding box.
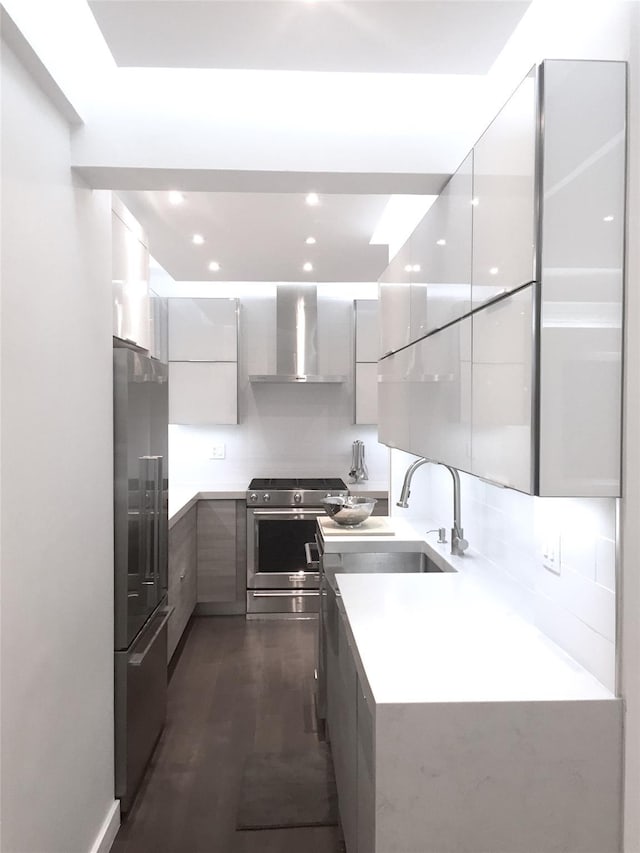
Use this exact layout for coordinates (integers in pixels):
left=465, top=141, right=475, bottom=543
left=451, top=528, right=469, bottom=555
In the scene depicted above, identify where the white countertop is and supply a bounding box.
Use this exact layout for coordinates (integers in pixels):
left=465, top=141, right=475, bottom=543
left=337, top=571, right=614, bottom=705
left=169, top=481, right=389, bottom=527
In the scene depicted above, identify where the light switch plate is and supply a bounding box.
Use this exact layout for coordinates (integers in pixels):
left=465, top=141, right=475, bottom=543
left=210, top=444, right=226, bottom=460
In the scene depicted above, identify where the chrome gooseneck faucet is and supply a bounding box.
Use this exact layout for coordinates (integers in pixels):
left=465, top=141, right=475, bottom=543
left=396, top=458, right=469, bottom=557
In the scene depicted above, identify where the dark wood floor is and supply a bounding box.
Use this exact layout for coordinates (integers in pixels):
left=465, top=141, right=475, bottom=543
left=112, top=616, right=344, bottom=853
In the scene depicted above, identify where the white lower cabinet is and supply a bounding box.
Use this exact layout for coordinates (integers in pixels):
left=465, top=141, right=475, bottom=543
left=169, top=362, right=238, bottom=425
left=167, top=504, right=197, bottom=662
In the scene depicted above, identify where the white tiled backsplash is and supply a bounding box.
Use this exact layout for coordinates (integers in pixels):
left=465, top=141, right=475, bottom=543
left=390, top=449, right=617, bottom=691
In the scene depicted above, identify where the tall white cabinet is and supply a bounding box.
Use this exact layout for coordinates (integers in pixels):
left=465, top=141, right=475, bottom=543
left=378, top=60, right=626, bottom=497
left=168, top=298, right=239, bottom=425
left=111, top=198, right=151, bottom=351
left=354, top=300, right=379, bottom=425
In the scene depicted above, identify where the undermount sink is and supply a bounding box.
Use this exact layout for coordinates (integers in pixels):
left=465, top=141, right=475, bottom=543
left=336, top=551, right=450, bottom=574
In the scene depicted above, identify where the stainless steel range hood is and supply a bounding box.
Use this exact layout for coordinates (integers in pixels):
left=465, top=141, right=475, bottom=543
left=250, top=284, right=346, bottom=383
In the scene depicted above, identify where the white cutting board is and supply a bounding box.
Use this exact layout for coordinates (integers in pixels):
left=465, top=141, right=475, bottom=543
left=318, top=516, right=395, bottom=536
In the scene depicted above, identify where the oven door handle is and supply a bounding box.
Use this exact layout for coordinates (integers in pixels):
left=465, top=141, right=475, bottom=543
left=304, top=542, right=320, bottom=571
left=249, top=509, right=324, bottom=519
left=252, top=590, right=319, bottom=598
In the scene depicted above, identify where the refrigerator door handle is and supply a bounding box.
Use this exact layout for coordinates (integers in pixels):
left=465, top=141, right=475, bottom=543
left=129, top=606, right=173, bottom=667
left=140, top=456, right=162, bottom=588
left=149, top=455, right=163, bottom=597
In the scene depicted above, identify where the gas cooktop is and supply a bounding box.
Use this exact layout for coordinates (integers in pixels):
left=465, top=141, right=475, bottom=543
left=246, top=477, right=348, bottom=507
left=248, top=477, right=347, bottom=491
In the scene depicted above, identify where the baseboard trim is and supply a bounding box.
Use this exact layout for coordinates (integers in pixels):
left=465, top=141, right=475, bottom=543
left=88, top=800, right=120, bottom=853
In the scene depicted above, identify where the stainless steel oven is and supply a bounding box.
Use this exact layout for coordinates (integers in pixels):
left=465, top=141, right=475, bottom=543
left=246, top=478, right=348, bottom=615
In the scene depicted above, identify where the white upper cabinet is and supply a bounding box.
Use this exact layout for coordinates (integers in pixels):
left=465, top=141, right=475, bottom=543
left=378, top=60, right=625, bottom=498
left=412, top=152, right=473, bottom=337
left=355, top=299, right=379, bottom=362
left=409, top=318, right=472, bottom=473
left=168, top=298, right=238, bottom=361
left=149, top=291, right=168, bottom=363
left=472, top=286, right=534, bottom=492
left=378, top=241, right=412, bottom=357
left=378, top=346, right=412, bottom=453
left=538, top=60, right=625, bottom=497
left=472, top=67, right=537, bottom=309
left=354, top=300, right=379, bottom=425
left=112, top=200, right=150, bottom=351
left=168, top=362, right=238, bottom=425
left=168, top=297, right=239, bottom=425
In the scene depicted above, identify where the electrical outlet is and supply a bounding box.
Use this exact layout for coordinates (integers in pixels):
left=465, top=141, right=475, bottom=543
left=543, top=536, right=561, bottom=575
left=210, top=444, right=226, bottom=460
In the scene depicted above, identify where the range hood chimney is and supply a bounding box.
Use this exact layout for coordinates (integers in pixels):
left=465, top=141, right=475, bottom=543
left=250, top=284, right=346, bottom=383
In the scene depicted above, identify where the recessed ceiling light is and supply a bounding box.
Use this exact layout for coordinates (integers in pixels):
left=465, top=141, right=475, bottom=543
left=208, top=261, right=220, bottom=272
left=404, top=264, right=412, bottom=273
left=489, top=267, right=499, bottom=275
left=412, top=264, right=421, bottom=273
left=303, top=261, right=313, bottom=272
left=192, top=234, right=205, bottom=245
left=168, top=191, right=184, bottom=205
left=305, top=236, right=317, bottom=245
left=436, top=239, right=446, bottom=246
left=305, top=192, right=320, bottom=206
left=603, top=215, right=614, bottom=222
left=471, top=197, right=479, bottom=206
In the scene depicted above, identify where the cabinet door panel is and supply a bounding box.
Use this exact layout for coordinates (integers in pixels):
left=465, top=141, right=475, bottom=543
left=197, top=500, right=238, bottom=602
left=169, top=362, right=238, bottom=425
left=149, top=291, right=168, bottom=363
left=538, top=60, right=625, bottom=497
left=472, top=286, right=534, bottom=492
left=378, top=241, right=411, bottom=356
left=167, top=506, right=197, bottom=661
left=356, top=680, right=375, bottom=853
left=355, top=300, right=379, bottom=362
left=412, top=151, right=473, bottom=337
left=355, top=363, right=378, bottom=425
left=336, top=611, right=358, bottom=853
left=112, top=211, right=150, bottom=350
left=168, top=298, right=237, bottom=361
left=378, top=348, right=412, bottom=452
left=409, top=319, right=472, bottom=472
left=472, top=68, right=536, bottom=308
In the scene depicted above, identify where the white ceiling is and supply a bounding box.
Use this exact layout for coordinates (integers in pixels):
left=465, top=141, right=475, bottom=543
left=87, top=0, right=533, bottom=283
left=118, top=190, right=391, bottom=281
left=88, top=0, right=530, bottom=74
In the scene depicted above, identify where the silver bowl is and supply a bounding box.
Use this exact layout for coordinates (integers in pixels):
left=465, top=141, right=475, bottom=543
left=321, top=496, right=377, bottom=527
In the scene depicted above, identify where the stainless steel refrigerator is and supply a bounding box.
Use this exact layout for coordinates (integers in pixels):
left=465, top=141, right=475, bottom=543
left=113, top=345, right=170, bottom=813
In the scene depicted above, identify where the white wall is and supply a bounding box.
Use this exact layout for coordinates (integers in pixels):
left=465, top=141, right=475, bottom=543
left=0, top=39, right=117, bottom=853
left=164, top=283, right=389, bottom=488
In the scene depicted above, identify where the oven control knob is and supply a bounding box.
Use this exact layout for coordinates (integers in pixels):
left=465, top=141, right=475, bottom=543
left=294, top=493, right=302, bottom=504
left=249, top=493, right=258, bottom=503
left=263, top=493, right=271, bottom=503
